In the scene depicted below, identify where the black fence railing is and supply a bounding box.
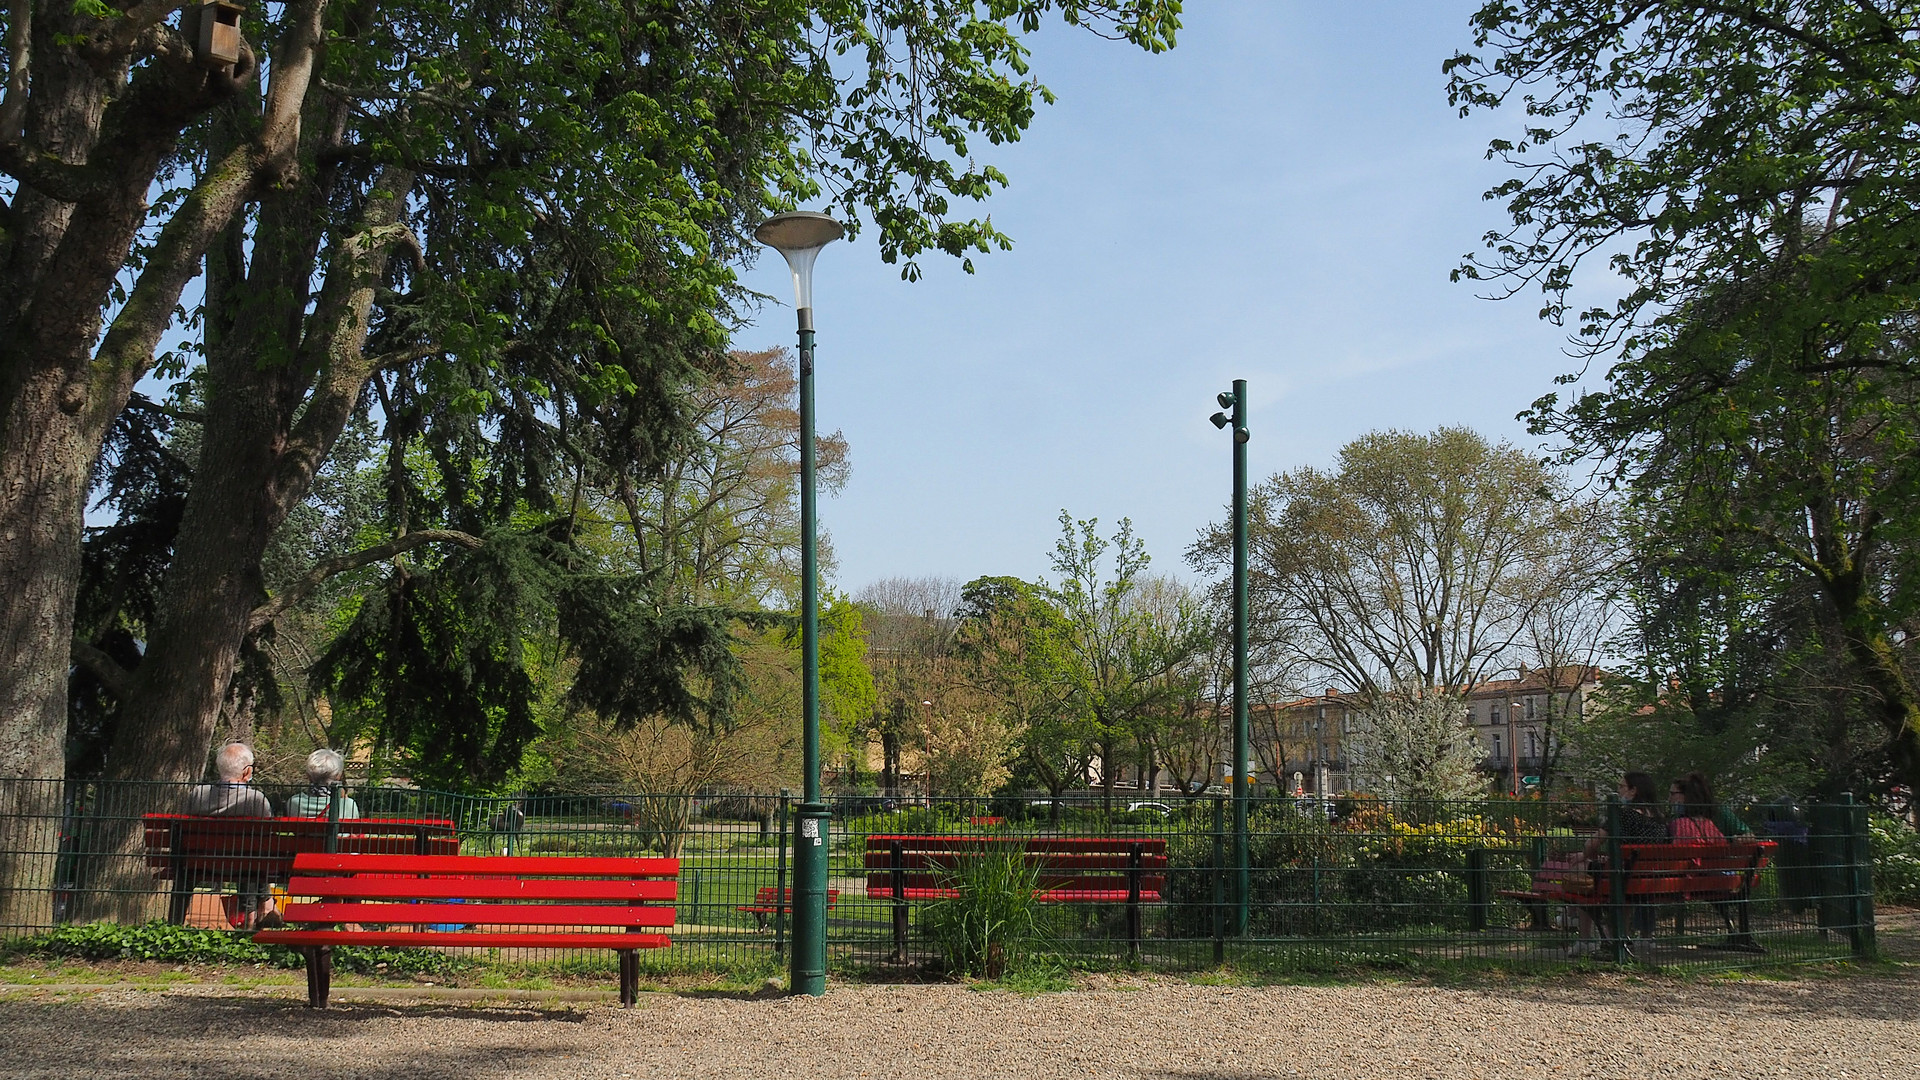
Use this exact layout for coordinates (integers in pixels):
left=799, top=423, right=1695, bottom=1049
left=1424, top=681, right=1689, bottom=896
left=0, top=780, right=1880, bottom=975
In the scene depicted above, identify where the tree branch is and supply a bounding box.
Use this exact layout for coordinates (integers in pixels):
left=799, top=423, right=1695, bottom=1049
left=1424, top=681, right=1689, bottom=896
left=70, top=640, right=136, bottom=701
left=0, top=0, right=28, bottom=142
left=248, top=528, right=484, bottom=632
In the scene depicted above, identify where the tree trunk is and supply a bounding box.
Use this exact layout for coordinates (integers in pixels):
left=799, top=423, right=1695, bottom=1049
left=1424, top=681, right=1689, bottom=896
left=103, top=171, right=412, bottom=784
left=0, top=20, right=274, bottom=928
left=0, top=369, right=97, bottom=930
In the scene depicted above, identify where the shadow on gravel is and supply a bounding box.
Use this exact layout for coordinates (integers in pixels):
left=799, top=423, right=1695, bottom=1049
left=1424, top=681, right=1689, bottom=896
left=1440, top=973, right=1918, bottom=1023
left=0, top=996, right=594, bottom=1080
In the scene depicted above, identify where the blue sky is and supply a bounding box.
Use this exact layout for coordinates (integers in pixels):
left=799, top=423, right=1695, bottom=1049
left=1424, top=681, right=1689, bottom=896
left=733, top=2, right=1604, bottom=595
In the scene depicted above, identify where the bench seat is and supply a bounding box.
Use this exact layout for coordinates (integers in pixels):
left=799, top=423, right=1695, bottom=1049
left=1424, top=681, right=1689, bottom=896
left=1499, top=839, right=1775, bottom=947
left=142, top=813, right=459, bottom=924
left=737, top=886, right=838, bottom=930
left=255, top=852, right=679, bottom=1007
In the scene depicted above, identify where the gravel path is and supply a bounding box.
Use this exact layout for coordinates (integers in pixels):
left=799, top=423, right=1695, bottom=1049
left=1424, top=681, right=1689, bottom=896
left=2, top=972, right=1916, bottom=1079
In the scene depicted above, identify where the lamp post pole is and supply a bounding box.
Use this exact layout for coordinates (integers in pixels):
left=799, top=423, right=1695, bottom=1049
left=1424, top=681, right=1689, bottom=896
left=755, top=211, right=843, bottom=998
left=1210, top=379, right=1250, bottom=936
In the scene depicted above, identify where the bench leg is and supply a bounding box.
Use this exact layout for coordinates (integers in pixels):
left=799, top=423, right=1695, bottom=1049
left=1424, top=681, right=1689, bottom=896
left=618, top=949, right=637, bottom=1008
left=168, top=878, right=193, bottom=926
left=302, top=946, right=334, bottom=1009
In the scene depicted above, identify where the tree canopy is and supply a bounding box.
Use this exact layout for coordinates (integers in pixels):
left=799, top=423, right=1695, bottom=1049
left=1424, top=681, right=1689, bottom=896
left=1451, top=2, right=1920, bottom=797
left=0, top=0, right=1185, bottom=811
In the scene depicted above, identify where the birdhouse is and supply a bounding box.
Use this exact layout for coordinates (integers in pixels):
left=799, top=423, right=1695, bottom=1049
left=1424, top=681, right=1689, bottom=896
left=183, top=1, right=245, bottom=70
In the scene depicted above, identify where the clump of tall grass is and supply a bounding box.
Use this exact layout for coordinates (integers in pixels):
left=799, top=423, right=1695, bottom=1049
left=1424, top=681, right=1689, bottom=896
left=921, top=850, right=1058, bottom=978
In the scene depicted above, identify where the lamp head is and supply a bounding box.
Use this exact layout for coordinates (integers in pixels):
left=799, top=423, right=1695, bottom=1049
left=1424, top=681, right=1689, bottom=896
left=1217, top=391, right=1237, bottom=409
left=754, top=211, right=844, bottom=311
left=1209, top=412, right=1230, bottom=429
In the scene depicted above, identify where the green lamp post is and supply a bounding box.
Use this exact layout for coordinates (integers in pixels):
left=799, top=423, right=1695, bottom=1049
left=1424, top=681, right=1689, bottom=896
left=755, top=210, right=845, bottom=997
left=1209, top=379, right=1250, bottom=936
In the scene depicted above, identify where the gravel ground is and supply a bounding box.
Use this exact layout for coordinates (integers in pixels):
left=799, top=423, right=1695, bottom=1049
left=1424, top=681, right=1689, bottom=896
left=1, top=970, right=1917, bottom=1080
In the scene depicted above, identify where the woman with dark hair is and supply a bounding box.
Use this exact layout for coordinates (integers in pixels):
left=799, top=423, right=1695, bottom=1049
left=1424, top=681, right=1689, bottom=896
left=1565, top=771, right=1666, bottom=957
left=1669, top=772, right=1727, bottom=845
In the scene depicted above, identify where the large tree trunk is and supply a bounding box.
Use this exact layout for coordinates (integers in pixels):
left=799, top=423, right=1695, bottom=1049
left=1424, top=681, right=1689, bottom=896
left=103, top=170, right=414, bottom=785
left=0, top=371, right=104, bottom=930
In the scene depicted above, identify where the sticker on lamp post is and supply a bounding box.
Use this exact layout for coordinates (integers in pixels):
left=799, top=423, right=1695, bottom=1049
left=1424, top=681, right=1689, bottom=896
left=801, top=818, right=821, bottom=845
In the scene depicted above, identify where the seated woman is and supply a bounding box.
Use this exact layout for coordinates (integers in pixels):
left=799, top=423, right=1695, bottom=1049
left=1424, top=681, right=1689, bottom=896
left=1669, top=772, right=1727, bottom=845
left=287, top=749, right=361, bottom=819
left=1566, top=771, right=1665, bottom=957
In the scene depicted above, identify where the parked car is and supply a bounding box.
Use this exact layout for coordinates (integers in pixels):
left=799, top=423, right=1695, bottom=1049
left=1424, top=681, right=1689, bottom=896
left=1126, top=801, right=1176, bottom=817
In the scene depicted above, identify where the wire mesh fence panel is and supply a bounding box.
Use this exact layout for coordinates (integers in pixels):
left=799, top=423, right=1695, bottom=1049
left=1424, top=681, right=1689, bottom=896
left=0, top=782, right=1883, bottom=977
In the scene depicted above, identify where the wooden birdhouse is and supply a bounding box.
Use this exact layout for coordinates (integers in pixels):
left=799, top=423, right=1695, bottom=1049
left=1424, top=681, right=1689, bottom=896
left=183, top=1, right=245, bottom=70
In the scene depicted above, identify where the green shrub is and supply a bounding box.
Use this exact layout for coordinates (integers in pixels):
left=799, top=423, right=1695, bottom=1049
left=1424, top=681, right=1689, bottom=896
left=1870, top=813, right=1920, bottom=904
left=3, top=921, right=473, bottom=976
left=840, top=806, right=954, bottom=845
left=920, top=851, right=1059, bottom=977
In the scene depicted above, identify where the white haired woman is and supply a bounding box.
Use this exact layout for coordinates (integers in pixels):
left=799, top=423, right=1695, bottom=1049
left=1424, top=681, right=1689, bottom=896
left=287, top=749, right=361, bottom=819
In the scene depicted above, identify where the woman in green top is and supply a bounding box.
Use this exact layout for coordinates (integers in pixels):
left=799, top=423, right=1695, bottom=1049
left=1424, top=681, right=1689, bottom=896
left=288, top=748, right=360, bottom=818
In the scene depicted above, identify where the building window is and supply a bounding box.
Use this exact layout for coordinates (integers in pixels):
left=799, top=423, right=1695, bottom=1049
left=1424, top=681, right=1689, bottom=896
left=1491, top=705, right=1503, bottom=725
left=1526, top=729, right=1539, bottom=761
left=1525, top=696, right=1536, bottom=720
left=1491, top=732, right=1502, bottom=761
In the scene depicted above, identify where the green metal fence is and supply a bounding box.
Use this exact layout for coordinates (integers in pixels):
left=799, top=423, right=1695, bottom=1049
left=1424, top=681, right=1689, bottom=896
left=0, top=780, right=1881, bottom=975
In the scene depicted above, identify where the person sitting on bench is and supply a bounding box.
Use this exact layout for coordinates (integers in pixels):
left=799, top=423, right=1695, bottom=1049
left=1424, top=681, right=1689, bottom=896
left=182, top=742, right=279, bottom=929
left=287, top=749, right=360, bottom=819
left=1566, top=771, right=1666, bottom=957
left=1669, top=773, right=1728, bottom=845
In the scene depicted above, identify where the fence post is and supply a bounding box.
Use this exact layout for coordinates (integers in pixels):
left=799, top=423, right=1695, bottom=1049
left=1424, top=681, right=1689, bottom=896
left=890, top=840, right=909, bottom=963
left=1211, top=795, right=1225, bottom=964
left=325, top=784, right=342, bottom=855
left=1527, top=835, right=1549, bottom=930
left=774, top=790, right=790, bottom=962
left=1466, top=847, right=1487, bottom=933
left=1843, top=793, right=1877, bottom=959
left=1605, top=795, right=1627, bottom=961
left=1127, top=842, right=1143, bottom=963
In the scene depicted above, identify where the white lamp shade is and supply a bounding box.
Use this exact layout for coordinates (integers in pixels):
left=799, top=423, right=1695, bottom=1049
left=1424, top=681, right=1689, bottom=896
left=755, top=211, right=844, bottom=311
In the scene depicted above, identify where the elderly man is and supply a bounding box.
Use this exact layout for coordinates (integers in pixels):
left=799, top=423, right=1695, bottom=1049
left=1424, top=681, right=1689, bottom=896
left=183, top=742, right=277, bottom=928
left=287, top=749, right=360, bottom=818
left=184, top=742, right=273, bottom=817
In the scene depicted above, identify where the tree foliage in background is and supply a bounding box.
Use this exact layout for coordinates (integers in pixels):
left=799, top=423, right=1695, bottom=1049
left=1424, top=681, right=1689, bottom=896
left=952, top=574, right=1082, bottom=809
left=1046, top=512, right=1208, bottom=809
left=1193, top=427, right=1602, bottom=700
left=1450, top=2, right=1920, bottom=798
left=1349, top=688, right=1486, bottom=803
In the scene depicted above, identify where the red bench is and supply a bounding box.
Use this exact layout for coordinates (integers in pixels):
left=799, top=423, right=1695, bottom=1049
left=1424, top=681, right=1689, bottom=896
left=863, top=835, right=1168, bottom=902
left=864, top=835, right=1168, bottom=962
left=255, top=852, right=680, bottom=1007
left=736, top=886, right=839, bottom=930
left=1499, top=839, right=1776, bottom=948
left=142, top=814, right=459, bottom=925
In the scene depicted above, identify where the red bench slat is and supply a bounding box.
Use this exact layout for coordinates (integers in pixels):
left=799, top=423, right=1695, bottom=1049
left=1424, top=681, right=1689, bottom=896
left=281, top=903, right=676, bottom=927
left=291, top=853, right=679, bottom=876
left=736, top=887, right=839, bottom=913
left=286, top=876, right=675, bottom=901
left=865, top=835, right=1166, bottom=854
left=867, top=886, right=1164, bottom=903
left=257, top=930, right=671, bottom=949
left=862, top=851, right=1168, bottom=871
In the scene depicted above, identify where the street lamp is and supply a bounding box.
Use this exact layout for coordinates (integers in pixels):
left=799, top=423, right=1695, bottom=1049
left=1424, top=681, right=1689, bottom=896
left=1209, top=379, right=1250, bottom=937
left=755, top=210, right=844, bottom=998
